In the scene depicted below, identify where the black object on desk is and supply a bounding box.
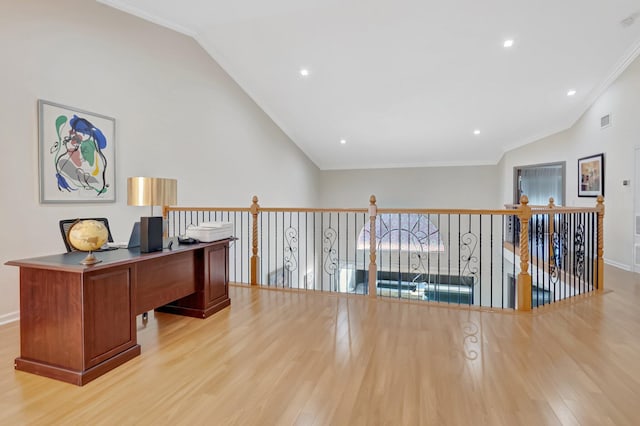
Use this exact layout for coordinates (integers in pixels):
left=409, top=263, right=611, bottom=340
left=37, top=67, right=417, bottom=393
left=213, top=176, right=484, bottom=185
left=140, top=216, right=163, bottom=253
left=178, top=236, right=199, bottom=244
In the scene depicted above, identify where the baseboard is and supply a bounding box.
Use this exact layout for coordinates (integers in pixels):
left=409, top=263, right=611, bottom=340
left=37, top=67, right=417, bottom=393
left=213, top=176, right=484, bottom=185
left=0, top=311, right=19, bottom=325
left=604, top=258, right=632, bottom=272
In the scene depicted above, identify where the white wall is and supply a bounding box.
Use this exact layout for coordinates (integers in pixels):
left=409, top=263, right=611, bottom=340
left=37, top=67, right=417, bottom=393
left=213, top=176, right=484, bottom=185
left=499, top=55, right=640, bottom=269
left=320, top=166, right=500, bottom=209
left=0, top=0, right=320, bottom=320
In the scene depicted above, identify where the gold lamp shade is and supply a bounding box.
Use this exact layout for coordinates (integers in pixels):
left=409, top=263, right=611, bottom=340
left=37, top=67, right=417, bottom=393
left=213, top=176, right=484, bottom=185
left=127, top=177, right=177, bottom=216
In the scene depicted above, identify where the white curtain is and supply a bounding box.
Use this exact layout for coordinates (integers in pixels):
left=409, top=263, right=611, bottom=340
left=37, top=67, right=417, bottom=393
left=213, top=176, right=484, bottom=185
left=520, top=166, right=564, bottom=206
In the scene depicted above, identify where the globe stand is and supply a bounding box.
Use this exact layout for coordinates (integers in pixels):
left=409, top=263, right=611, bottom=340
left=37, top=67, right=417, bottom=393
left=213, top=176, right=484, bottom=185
left=80, top=251, right=102, bottom=265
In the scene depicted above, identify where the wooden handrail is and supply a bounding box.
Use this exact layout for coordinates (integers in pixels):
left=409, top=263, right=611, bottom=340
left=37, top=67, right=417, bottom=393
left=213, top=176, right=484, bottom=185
left=378, top=208, right=516, bottom=215
left=165, top=206, right=251, bottom=213
left=504, top=202, right=598, bottom=213
left=254, top=207, right=369, bottom=213
left=527, top=207, right=598, bottom=214
left=167, top=200, right=597, bottom=216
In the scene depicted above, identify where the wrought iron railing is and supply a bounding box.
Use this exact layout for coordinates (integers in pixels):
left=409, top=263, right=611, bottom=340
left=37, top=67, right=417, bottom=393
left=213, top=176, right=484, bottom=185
left=164, top=195, right=604, bottom=311
left=165, top=208, right=252, bottom=284
left=255, top=208, right=369, bottom=292
left=526, top=202, right=600, bottom=307
left=369, top=206, right=517, bottom=308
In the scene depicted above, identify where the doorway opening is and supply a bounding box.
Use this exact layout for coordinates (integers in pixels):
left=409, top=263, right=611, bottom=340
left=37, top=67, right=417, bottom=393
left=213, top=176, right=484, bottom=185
left=513, top=162, right=566, bottom=206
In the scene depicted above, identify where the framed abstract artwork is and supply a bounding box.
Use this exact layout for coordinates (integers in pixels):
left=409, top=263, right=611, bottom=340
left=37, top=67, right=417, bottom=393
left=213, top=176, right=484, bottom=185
left=578, top=153, right=604, bottom=197
left=38, top=100, right=116, bottom=203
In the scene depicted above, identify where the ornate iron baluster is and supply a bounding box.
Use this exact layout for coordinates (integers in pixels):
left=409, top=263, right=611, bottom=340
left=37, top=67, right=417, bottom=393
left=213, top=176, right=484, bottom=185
left=284, top=226, right=298, bottom=273
left=323, top=222, right=339, bottom=290
left=574, top=222, right=585, bottom=279
left=460, top=220, right=478, bottom=282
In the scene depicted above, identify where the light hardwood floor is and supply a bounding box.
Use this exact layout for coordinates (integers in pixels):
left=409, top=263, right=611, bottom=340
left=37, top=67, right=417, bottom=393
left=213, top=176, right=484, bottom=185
left=1, top=264, right=639, bottom=425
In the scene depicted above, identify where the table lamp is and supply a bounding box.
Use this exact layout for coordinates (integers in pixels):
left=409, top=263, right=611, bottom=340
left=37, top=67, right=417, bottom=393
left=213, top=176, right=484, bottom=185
left=127, top=177, right=177, bottom=252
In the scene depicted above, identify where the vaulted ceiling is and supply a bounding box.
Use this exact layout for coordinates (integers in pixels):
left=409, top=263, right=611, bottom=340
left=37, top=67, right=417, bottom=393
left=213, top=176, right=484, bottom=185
left=98, top=0, right=640, bottom=170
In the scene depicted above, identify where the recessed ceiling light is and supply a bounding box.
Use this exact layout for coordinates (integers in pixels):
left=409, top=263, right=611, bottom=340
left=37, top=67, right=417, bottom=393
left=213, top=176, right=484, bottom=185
left=340, top=139, right=347, bottom=145
left=300, top=68, right=309, bottom=77
left=473, top=129, right=481, bottom=135
left=503, top=39, right=514, bottom=48
left=567, top=89, right=577, bottom=96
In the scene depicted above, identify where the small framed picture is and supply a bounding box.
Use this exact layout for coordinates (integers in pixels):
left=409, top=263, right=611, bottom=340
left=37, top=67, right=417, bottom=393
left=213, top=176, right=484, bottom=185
left=38, top=100, right=116, bottom=203
left=578, top=153, right=604, bottom=197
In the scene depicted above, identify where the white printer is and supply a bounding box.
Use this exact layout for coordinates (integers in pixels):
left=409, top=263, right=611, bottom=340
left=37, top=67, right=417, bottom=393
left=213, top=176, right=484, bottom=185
left=185, top=221, right=234, bottom=242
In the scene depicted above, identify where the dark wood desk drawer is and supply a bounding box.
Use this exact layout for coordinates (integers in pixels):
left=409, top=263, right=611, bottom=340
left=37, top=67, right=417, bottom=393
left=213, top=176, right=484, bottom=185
left=135, top=251, right=196, bottom=315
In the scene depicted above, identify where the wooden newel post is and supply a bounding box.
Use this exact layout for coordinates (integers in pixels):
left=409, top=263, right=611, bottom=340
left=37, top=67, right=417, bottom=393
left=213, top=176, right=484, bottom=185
left=596, top=195, right=605, bottom=291
left=368, top=195, right=378, bottom=298
left=517, top=195, right=532, bottom=311
left=250, top=195, right=260, bottom=286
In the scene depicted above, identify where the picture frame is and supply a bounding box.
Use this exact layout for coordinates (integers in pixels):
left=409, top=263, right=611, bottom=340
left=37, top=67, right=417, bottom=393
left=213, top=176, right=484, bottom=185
left=38, top=100, right=116, bottom=203
left=578, top=153, right=604, bottom=197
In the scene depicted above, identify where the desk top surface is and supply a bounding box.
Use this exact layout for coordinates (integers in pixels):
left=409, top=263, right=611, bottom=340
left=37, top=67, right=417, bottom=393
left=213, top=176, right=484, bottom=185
left=5, top=238, right=232, bottom=273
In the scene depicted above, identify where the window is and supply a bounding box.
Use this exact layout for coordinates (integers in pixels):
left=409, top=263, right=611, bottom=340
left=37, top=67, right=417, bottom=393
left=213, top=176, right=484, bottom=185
left=515, top=162, right=565, bottom=206
left=357, top=213, right=444, bottom=252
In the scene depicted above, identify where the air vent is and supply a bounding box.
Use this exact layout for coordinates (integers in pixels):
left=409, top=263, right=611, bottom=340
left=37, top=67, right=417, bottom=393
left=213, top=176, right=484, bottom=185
left=636, top=216, right=640, bottom=235
left=601, top=114, right=611, bottom=128
left=635, top=245, right=640, bottom=265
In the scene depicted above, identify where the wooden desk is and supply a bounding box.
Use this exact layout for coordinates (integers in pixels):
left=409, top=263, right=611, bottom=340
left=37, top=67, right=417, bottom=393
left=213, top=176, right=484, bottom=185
left=5, top=239, right=231, bottom=386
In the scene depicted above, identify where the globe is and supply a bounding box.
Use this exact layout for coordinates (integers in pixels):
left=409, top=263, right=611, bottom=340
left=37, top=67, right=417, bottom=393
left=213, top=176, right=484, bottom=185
left=68, top=220, right=109, bottom=264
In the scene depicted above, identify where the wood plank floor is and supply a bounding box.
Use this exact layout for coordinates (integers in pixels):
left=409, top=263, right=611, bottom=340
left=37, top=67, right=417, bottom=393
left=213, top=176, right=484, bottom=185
left=1, top=264, right=639, bottom=425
